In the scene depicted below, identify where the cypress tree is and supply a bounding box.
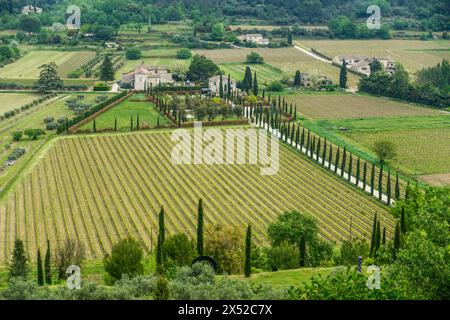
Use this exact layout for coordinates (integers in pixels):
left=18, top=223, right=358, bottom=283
left=114, top=117, right=117, bottom=132
left=158, top=206, right=165, bottom=244
left=334, top=147, right=340, bottom=173
left=370, top=163, right=375, bottom=195
left=341, top=147, right=346, bottom=177
left=328, top=144, right=332, bottom=169
left=322, top=138, right=327, bottom=166
left=37, top=249, right=44, bottom=286
left=405, top=181, right=410, bottom=200
left=293, top=108, right=297, bottom=120
left=278, top=96, right=281, bottom=109
left=356, top=157, right=361, bottom=186
left=310, top=136, right=315, bottom=158
left=262, top=88, right=265, bottom=100
left=219, top=74, right=224, bottom=98
left=369, top=213, right=377, bottom=256
left=393, top=222, right=401, bottom=258
left=294, top=70, right=301, bottom=88
left=378, top=164, right=384, bottom=201
left=130, top=115, right=133, bottom=131
left=387, top=170, right=391, bottom=205
left=156, top=206, right=165, bottom=273
left=93, top=118, right=96, bottom=133
left=157, top=116, right=160, bottom=128
left=299, top=234, right=306, bottom=267
left=10, top=239, right=28, bottom=279
left=400, top=206, right=407, bottom=234
left=395, top=172, right=400, bottom=200
left=227, top=74, right=231, bottom=98
left=197, top=199, right=204, bottom=256
left=290, top=122, right=295, bottom=144
left=244, top=224, right=252, bottom=277
left=253, top=72, right=258, bottom=96
left=99, top=55, right=115, bottom=81
left=295, top=125, right=300, bottom=148
left=44, top=240, right=51, bottom=285
left=375, top=220, right=381, bottom=253
left=363, top=161, right=367, bottom=190
left=348, top=153, right=352, bottom=182
left=244, top=66, right=252, bottom=93
left=306, top=130, right=310, bottom=152
left=289, top=103, right=293, bottom=116
left=136, top=113, right=140, bottom=130
left=339, top=59, right=348, bottom=89
left=66, top=118, right=69, bottom=134
left=300, top=128, right=305, bottom=148
left=316, top=137, right=321, bottom=162
left=382, top=227, right=386, bottom=245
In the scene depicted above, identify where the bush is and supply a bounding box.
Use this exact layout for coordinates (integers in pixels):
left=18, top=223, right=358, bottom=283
left=246, top=51, right=264, bottom=64
left=104, top=238, right=144, bottom=284
left=176, top=48, right=192, bottom=59
left=267, top=242, right=299, bottom=271
left=67, top=69, right=82, bottom=79
left=125, top=47, right=142, bottom=60
left=93, top=83, right=112, bottom=91
left=7, top=147, right=26, bottom=161
left=266, top=81, right=284, bottom=92
left=11, top=131, right=22, bottom=141
left=45, top=121, right=58, bottom=130
left=57, top=117, right=67, bottom=125
left=43, top=116, right=54, bottom=124
left=24, top=128, right=45, bottom=140
left=164, top=234, right=197, bottom=268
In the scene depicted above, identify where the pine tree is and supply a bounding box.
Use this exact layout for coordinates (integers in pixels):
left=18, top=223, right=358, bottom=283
left=370, top=163, right=375, bottom=195
left=37, top=249, right=44, bottom=286
left=219, top=74, right=224, bottom=98
left=244, top=224, right=252, bottom=277
left=375, top=220, right=381, bottom=253
left=157, top=116, right=160, bottom=128
left=66, top=118, right=69, bottom=134
left=370, top=213, right=377, bottom=256
left=156, top=206, right=165, bottom=273
left=400, top=206, right=407, bottom=234
left=295, top=125, right=300, bottom=148
left=10, top=239, right=28, bottom=279
left=197, top=199, right=204, bottom=256
left=339, top=59, right=348, bottom=89
left=253, top=72, right=258, bottom=96
left=293, top=108, right=297, bottom=120
left=44, top=240, right=51, bottom=285
left=316, top=137, right=321, bottom=162
left=99, top=55, right=115, bottom=81
left=300, top=128, right=305, bottom=148
left=299, top=234, right=306, bottom=267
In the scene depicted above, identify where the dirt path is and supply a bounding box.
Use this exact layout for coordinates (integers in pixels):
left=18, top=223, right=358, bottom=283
left=294, top=45, right=332, bottom=63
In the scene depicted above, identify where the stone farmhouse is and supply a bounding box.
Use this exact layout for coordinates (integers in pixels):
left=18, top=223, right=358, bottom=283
left=21, top=5, right=42, bottom=15
left=121, top=64, right=174, bottom=90
left=333, top=56, right=396, bottom=76
left=238, top=34, right=270, bottom=45
left=300, top=74, right=333, bottom=87
left=208, top=75, right=237, bottom=95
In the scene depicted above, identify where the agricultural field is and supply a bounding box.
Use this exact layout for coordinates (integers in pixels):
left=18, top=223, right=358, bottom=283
left=115, top=58, right=190, bottom=79
left=219, top=63, right=284, bottom=87
left=0, top=130, right=392, bottom=263
left=195, top=47, right=360, bottom=88
left=79, top=96, right=172, bottom=131
left=285, top=93, right=442, bottom=120
left=0, top=50, right=96, bottom=79
left=0, top=93, right=38, bottom=114
left=296, top=40, right=450, bottom=75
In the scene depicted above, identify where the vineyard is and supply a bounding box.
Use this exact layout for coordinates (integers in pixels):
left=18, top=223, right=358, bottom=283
left=219, top=63, right=283, bottom=87
left=0, top=130, right=393, bottom=263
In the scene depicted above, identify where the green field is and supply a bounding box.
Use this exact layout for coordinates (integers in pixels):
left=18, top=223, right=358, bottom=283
left=0, top=93, right=38, bottom=113
left=194, top=47, right=360, bottom=88
left=0, top=50, right=96, bottom=79
left=80, top=96, right=172, bottom=131
left=219, top=63, right=284, bottom=87
left=0, top=129, right=392, bottom=263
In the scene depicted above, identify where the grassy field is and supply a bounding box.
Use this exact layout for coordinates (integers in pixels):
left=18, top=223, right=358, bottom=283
left=0, top=129, right=392, bottom=263
left=80, top=96, right=172, bottom=131
left=285, top=93, right=441, bottom=120
left=296, top=40, right=450, bottom=74
left=219, top=63, right=284, bottom=86
left=0, top=93, right=38, bottom=113
left=0, top=50, right=96, bottom=79
left=194, top=47, right=360, bottom=88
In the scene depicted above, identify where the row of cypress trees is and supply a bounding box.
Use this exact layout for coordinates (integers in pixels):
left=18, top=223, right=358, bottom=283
left=155, top=199, right=253, bottom=277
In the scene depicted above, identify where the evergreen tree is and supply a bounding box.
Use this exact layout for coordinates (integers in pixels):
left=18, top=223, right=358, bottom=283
left=369, top=213, right=377, bottom=257
left=393, top=222, right=401, bottom=258
left=157, top=116, right=160, bottom=128
left=339, top=59, right=348, bottom=89
left=130, top=115, right=133, bottom=131
left=66, top=118, right=69, bottom=134
left=154, top=276, right=170, bottom=300
left=287, top=29, right=293, bottom=45
left=136, top=113, right=140, bottom=129
left=387, top=170, right=391, bottom=205
left=322, top=138, right=327, bottom=166
left=370, top=163, right=375, bottom=195
left=36, top=62, right=63, bottom=93
left=219, top=74, right=224, bottom=98
left=356, top=157, right=361, bottom=186
left=114, top=117, right=117, bottom=132
left=293, top=108, right=297, bottom=120
left=37, top=249, right=44, bottom=286
left=244, top=224, right=252, bottom=277
left=382, top=227, right=386, bottom=245
left=400, top=206, right=407, bottom=234
left=378, top=165, right=384, bottom=200
left=334, top=147, right=340, bottom=173
left=156, top=206, right=165, bottom=273
left=10, top=239, right=28, bottom=279
left=227, top=74, right=231, bottom=98
left=341, top=147, right=346, bottom=177
left=44, top=240, right=51, bottom=285
left=316, top=137, right=321, bottom=162
left=348, top=153, right=352, bottom=182
left=375, top=220, right=381, bottom=253
left=93, top=118, right=96, bottom=133
left=99, top=55, right=115, bottom=81
left=243, top=66, right=252, bottom=93
left=197, top=199, right=204, bottom=256
left=294, top=70, right=301, bottom=88
left=328, top=144, right=333, bottom=169
left=300, top=128, right=305, bottom=148
left=299, top=234, right=307, bottom=267
left=363, top=161, right=367, bottom=190
left=295, top=125, right=300, bottom=148
left=253, top=72, right=258, bottom=96
left=395, top=172, right=400, bottom=200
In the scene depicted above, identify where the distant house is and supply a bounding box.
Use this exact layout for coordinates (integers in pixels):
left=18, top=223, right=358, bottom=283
left=238, top=34, right=270, bottom=45
left=105, top=42, right=118, bottom=49
left=208, top=75, right=237, bottom=96
left=21, top=5, right=42, bottom=15
left=333, top=56, right=396, bottom=76
left=300, top=73, right=332, bottom=87
left=121, top=64, right=174, bottom=90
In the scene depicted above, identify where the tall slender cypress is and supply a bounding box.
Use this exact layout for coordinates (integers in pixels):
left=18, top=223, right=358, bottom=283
left=316, top=137, right=321, bottom=162
left=44, top=240, right=51, bottom=285
left=387, top=170, right=391, bottom=205
left=328, top=144, right=332, bottom=169
left=130, top=115, right=133, bottom=131
left=156, top=206, right=165, bottom=273
left=334, top=147, right=340, bottom=173
left=93, top=118, right=96, bottom=133
left=348, top=154, right=352, bottom=182
left=378, top=164, right=384, bottom=200
left=356, top=157, right=361, bottom=186
left=393, top=222, right=401, bottom=259
left=197, top=199, right=204, bottom=255
left=114, top=117, right=117, bottom=132
left=370, top=163, right=375, bottom=195
left=395, top=172, right=400, bottom=200
left=253, top=72, right=258, bottom=96
left=369, top=213, right=377, bottom=257
left=295, top=125, right=300, bottom=148
left=362, top=161, right=367, bottom=191
left=244, top=225, right=252, bottom=277
left=322, top=139, right=327, bottom=166
left=300, top=128, right=305, bottom=149
left=375, top=220, right=381, bottom=253
left=341, top=147, right=346, bottom=177
left=400, top=206, right=407, bottom=234
left=382, top=227, right=386, bottom=245
left=37, top=249, right=44, bottom=286
left=219, top=74, right=224, bottom=98
left=136, top=113, right=140, bottom=130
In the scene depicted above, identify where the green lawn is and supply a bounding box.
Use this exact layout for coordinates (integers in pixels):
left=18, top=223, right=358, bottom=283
left=81, top=97, right=172, bottom=131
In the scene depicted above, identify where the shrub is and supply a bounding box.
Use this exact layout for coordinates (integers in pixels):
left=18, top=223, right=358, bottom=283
left=8, top=147, right=26, bottom=161
left=266, top=80, right=284, bottom=92
left=67, top=69, right=82, bottom=79
left=54, top=239, right=85, bottom=280
left=24, top=128, right=45, bottom=140
left=104, top=237, right=144, bottom=284
left=43, top=116, right=54, bottom=123
left=246, top=51, right=264, bottom=64
left=93, top=83, right=112, bottom=91
left=164, top=234, right=196, bottom=268
left=57, top=117, right=67, bottom=124
left=125, top=47, right=142, bottom=60
left=45, top=121, right=58, bottom=130
left=267, top=242, right=299, bottom=271
left=11, top=131, right=22, bottom=141
left=176, top=48, right=192, bottom=59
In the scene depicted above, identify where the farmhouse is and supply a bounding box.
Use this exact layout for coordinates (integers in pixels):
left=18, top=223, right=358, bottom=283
left=21, top=5, right=42, bottom=15
left=300, top=74, right=332, bottom=87
left=208, top=75, right=237, bottom=95
left=332, top=56, right=396, bottom=76
left=121, top=64, right=174, bottom=90
left=238, top=34, right=270, bottom=45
